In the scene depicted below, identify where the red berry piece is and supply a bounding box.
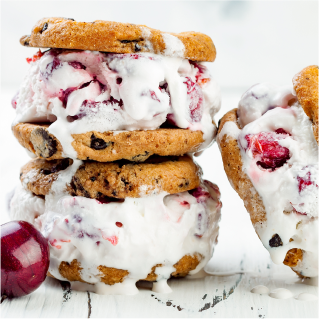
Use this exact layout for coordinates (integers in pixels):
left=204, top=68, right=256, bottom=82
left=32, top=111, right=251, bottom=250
left=180, top=201, right=190, bottom=206
left=141, top=90, right=160, bottom=102
left=26, top=50, right=44, bottom=64
left=189, top=61, right=206, bottom=82
left=1, top=221, right=50, bottom=298
left=189, top=187, right=210, bottom=203
left=245, top=130, right=290, bottom=171
left=297, top=171, right=315, bottom=193
left=45, top=57, right=62, bottom=77
left=58, top=87, right=77, bottom=108
left=275, top=128, right=290, bottom=135
left=11, top=91, right=19, bottom=109
left=68, top=61, right=86, bottom=70
left=183, top=77, right=204, bottom=122
left=115, top=222, right=123, bottom=228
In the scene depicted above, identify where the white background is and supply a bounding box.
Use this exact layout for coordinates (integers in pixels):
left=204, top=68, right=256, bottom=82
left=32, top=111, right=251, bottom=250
left=0, top=0, right=318, bottom=304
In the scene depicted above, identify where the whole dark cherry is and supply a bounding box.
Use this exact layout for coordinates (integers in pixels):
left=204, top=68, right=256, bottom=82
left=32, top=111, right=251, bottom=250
left=1, top=221, right=50, bottom=298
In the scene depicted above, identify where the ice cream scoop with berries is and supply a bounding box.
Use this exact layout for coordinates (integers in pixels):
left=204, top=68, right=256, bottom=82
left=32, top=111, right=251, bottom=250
left=12, top=17, right=221, bottom=162
left=217, top=65, right=318, bottom=277
left=8, top=18, right=222, bottom=295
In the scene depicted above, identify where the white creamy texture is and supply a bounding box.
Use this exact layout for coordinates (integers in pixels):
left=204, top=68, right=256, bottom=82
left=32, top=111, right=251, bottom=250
left=13, top=49, right=220, bottom=158
left=218, top=83, right=318, bottom=277
left=269, top=288, right=294, bottom=299
left=250, top=285, right=269, bottom=294
left=162, top=33, right=185, bottom=57
left=10, top=161, right=221, bottom=295
left=237, top=83, right=295, bottom=127
left=295, top=293, right=318, bottom=301
left=9, top=184, right=45, bottom=224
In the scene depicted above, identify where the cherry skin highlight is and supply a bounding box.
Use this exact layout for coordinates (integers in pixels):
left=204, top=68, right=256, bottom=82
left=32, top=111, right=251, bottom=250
left=1, top=221, right=50, bottom=298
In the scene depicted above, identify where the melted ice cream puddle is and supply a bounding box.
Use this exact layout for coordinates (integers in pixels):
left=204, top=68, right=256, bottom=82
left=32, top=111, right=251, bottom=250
left=250, top=285, right=270, bottom=294
left=295, top=292, right=318, bottom=301
left=269, top=288, right=293, bottom=299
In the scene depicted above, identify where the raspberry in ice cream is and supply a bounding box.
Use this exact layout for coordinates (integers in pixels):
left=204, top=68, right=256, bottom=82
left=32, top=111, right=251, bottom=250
left=217, top=66, right=318, bottom=277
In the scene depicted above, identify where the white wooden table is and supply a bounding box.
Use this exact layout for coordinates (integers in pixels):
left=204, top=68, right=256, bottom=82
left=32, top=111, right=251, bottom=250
left=1, top=88, right=318, bottom=318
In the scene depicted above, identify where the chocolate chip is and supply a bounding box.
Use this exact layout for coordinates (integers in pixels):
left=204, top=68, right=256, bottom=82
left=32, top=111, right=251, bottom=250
left=71, top=176, right=91, bottom=198
left=31, top=128, right=58, bottom=158
left=135, top=43, right=141, bottom=52
left=269, top=234, right=283, bottom=247
left=121, top=40, right=133, bottom=43
left=131, top=151, right=150, bottom=161
left=112, top=190, right=118, bottom=196
left=67, top=18, right=75, bottom=21
left=90, top=177, right=96, bottom=182
left=24, top=40, right=30, bottom=46
left=90, top=134, right=111, bottom=150
left=121, top=178, right=132, bottom=190
left=178, top=179, right=189, bottom=188
left=40, top=159, right=71, bottom=175
left=40, top=23, right=48, bottom=34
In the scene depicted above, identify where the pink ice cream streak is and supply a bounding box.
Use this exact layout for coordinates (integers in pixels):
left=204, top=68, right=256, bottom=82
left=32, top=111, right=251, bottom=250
left=218, top=83, right=318, bottom=277
left=10, top=177, right=222, bottom=295
left=13, top=49, right=221, bottom=158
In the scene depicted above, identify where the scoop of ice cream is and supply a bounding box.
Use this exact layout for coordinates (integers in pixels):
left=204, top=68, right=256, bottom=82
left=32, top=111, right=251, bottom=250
left=10, top=179, right=221, bottom=295
left=237, top=83, right=296, bottom=127
left=9, top=184, right=45, bottom=224
left=13, top=49, right=221, bottom=158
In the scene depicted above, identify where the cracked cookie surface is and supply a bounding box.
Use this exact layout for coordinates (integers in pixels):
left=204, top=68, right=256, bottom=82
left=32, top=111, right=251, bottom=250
left=20, top=156, right=202, bottom=198
left=20, top=17, right=216, bottom=62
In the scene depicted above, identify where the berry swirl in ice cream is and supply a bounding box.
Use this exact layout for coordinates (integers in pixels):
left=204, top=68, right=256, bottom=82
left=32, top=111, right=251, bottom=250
left=217, top=66, right=318, bottom=277
left=13, top=49, right=221, bottom=159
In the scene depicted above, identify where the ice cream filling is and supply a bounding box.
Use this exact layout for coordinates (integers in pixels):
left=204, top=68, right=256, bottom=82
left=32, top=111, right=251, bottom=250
left=10, top=160, right=221, bottom=294
left=13, top=49, right=221, bottom=158
left=219, top=83, right=318, bottom=277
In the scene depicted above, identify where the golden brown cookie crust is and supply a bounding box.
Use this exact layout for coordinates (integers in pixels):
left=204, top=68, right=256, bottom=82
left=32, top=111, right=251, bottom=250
left=217, top=109, right=266, bottom=225
left=49, top=254, right=201, bottom=285
left=13, top=123, right=206, bottom=162
left=293, top=65, right=319, bottom=144
left=217, top=109, right=303, bottom=272
left=20, top=156, right=202, bottom=198
left=20, top=17, right=216, bottom=62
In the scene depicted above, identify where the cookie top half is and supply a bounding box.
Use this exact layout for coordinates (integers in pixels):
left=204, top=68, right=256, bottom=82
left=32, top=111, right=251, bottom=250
left=20, top=17, right=216, bottom=62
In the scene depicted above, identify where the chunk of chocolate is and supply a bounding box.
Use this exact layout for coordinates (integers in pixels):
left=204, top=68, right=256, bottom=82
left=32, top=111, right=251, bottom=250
left=269, top=234, right=283, bottom=247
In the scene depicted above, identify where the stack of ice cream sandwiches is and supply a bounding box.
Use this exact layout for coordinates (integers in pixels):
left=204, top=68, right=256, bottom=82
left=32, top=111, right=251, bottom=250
left=9, top=18, right=222, bottom=295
